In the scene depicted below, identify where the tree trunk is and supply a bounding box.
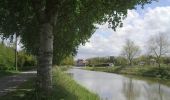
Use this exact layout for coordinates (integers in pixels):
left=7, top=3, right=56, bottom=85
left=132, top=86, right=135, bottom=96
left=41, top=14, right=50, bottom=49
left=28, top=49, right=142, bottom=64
left=37, top=23, right=53, bottom=98
left=157, top=58, right=161, bottom=69
left=15, top=34, right=18, bottom=71
left=129, top=59, right=132, bottom=66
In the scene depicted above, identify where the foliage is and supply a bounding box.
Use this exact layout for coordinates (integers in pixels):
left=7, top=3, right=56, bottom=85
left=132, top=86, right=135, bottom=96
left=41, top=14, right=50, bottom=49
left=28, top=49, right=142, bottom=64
left=86, top=56, right=114, bottom=66
left=0, top=0, right=156, bottom=65
left=57, top=66, right=73, bottom=71
left=162, top=57, right=170, bottom=65
left=0, top=44, right=15, bottom=70
left=0, top=43, right=36, bottom=71
left=114, top=56, right=128, bottom=66
left=60, top=56, right=74, bottom=66
left=17, top=51, right=37, bottom=70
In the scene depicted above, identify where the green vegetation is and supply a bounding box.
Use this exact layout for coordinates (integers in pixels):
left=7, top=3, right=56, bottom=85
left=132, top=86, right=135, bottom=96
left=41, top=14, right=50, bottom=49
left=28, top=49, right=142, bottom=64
left=0, top=44, right=15, bottom=70
left=52, top=68, right=99, bottom=100
left=60, top=56, right=74, bottom=66
left=0, top=44, right=36, bottom=71
left=0, top=67, right=99, bottom=100
left=85, top=66, right=170, bottom=80
left=17, top=51, right=37, bottom=71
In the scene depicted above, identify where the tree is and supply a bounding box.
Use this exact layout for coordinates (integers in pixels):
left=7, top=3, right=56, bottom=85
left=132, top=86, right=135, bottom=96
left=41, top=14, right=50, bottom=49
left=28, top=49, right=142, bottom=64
left=0, top=0, right=155, bottom=98
left=121, top=39, right=140, bottom=66
left=147, top=33, right=170, bottom=68
left=114, top=56, right=127, bottom=66
left=60, top=56, right=74, bottom=65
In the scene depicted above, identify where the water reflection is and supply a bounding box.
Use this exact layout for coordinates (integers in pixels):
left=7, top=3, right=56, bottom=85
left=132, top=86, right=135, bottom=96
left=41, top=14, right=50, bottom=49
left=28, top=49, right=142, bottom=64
left=122, top=78, right=165, bottom=100
left=122, top=79, right=139, bottom=100
left=68, top=68, right=170, bottom=100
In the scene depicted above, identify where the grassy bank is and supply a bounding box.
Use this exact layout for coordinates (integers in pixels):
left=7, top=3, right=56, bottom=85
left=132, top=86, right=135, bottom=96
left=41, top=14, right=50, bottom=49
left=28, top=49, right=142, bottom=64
left=85, top=66, right=170, bottom=79
left=52, top=68, right=99, bottom=100
left=0, top=67, right=99, bottom=100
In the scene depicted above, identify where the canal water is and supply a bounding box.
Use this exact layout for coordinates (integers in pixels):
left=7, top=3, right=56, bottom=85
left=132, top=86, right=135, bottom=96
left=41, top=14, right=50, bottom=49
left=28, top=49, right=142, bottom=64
left=68, top=68, right=170, bottom=100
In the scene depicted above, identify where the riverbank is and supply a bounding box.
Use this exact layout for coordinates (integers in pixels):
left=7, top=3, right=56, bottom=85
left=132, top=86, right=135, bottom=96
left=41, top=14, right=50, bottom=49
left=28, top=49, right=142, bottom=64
left=0, top=67, right=99, bottom=100
left=84, top=66, right=170, bottom=80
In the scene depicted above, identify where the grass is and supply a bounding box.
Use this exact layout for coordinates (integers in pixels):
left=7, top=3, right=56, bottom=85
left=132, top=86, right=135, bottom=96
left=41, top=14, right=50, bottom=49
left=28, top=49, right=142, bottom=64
left=0, top=70, right=19, bottom=78
left=52, top=68, right=99, bottom=100
left=0, top=67, right=100, bottom=100
left=84, top=65, right=170, bottom=80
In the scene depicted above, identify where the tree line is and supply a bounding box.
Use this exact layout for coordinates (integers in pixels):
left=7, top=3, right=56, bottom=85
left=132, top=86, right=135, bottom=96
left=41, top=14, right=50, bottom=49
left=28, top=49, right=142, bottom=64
left=87, top=33, right=170, bottom=68
left=0, top=42, right=36, bottom=70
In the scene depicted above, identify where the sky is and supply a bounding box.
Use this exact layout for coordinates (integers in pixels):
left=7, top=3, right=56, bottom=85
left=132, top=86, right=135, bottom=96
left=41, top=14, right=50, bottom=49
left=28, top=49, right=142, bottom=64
left=76, top=0, right=170, bottom=60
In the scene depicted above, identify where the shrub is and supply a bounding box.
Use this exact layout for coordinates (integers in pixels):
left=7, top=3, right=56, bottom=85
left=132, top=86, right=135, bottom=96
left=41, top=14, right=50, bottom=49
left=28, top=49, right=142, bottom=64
left=17, top=52, right=37, bottom=70
left=0, top=44, right=15, bottom=70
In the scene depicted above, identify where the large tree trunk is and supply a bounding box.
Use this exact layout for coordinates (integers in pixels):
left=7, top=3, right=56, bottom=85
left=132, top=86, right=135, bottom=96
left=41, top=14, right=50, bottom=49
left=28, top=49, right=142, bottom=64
left=37, top=22, right=53, bottom=98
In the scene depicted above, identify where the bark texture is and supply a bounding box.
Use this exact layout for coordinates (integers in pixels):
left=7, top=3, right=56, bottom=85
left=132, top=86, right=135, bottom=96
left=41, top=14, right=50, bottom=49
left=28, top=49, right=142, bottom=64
left=37, top=22, right=53, bottom=97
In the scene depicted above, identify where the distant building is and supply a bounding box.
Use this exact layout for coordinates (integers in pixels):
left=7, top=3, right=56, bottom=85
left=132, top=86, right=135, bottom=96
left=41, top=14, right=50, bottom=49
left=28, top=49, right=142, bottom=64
left=76, top=59, right=87, bottom=67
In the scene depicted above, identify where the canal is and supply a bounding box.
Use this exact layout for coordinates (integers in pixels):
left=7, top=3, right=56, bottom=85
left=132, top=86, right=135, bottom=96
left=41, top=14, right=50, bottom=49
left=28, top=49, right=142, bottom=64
left=68, top=68, right=170, bottom=100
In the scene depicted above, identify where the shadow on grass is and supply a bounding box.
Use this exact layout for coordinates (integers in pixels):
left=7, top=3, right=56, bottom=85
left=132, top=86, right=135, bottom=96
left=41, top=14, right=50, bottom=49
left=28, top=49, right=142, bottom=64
left=0, top=78, right=35, bottom=100
left=0, top=81, right=96, bottom=100
left=0, top=69, right=99, bottom=100
left=52, top=84, right=77, bottom=100
left=0, top=70, right=19, bottom=78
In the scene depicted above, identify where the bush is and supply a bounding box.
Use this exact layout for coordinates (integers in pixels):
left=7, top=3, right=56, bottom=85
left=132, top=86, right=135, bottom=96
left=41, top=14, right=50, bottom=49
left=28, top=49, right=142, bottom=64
left=0, top=44, right=36, bottom=71
left=0, top=44, right=15, bottom=70
left=17, top=52, right=37, bottom=70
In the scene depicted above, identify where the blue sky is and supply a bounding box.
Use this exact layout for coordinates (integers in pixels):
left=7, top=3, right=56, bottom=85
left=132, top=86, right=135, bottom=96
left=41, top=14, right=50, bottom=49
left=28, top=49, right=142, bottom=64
left=76, top=0, right=170, bottom=59
left=136, top=0, right=170, bottom=15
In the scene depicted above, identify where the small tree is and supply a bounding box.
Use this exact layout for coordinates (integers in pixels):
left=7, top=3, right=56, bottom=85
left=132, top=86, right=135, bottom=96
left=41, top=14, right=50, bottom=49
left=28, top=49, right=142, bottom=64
left=121, top=39, right=140, bottom=66
left=147, top=33, right=170, bottom=68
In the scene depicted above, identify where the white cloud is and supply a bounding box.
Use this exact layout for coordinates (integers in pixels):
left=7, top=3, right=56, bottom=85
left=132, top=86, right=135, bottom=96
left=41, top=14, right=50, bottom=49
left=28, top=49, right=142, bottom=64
left=76, top=6, right=170, bottom=59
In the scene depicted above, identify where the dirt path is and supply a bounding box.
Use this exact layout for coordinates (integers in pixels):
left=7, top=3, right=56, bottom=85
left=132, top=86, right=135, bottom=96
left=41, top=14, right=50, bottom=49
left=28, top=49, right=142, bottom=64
left=0, top=71, right=36, bottom=96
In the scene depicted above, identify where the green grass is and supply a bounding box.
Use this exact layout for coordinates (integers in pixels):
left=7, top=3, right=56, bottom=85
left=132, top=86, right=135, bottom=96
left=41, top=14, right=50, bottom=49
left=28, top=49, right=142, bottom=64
left=0, top=70, right=19, bottom=78
left=84, top=65, right=170, bottom=80
left=0, top=68, right=100, bottom=100
left=52, top=68, right=99, bottom=100
left=57, top=65, right=73, bottom=71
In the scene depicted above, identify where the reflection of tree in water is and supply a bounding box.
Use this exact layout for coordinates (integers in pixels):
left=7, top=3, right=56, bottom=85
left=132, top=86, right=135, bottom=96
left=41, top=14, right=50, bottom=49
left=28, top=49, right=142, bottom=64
left=144, top=83, right=163, bottom=100
left=122, top=78, right=140, bottom=100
